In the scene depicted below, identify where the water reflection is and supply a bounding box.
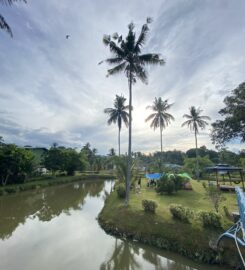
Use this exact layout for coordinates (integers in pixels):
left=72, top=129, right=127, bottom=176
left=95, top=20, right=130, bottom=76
left=0, top=180, right=105, bottom=240
left=101, top=239, right=196, bottom=270
left=101, top=240, right=141, bottom=270
left=0, top=180, right=229, bottom=270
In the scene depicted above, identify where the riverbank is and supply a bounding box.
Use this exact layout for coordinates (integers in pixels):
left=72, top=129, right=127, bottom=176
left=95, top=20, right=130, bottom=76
left=98, top=180, right=244, bottom=269
left=0, top=173, right=115, bottom=196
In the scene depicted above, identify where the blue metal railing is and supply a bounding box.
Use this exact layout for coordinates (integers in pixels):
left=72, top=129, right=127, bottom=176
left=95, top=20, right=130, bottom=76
left=217, top=187, right=245, bottom=266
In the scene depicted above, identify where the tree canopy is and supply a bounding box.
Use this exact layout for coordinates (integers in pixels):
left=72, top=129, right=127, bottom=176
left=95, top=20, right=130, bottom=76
left=211, top=82, right=245, bottom=147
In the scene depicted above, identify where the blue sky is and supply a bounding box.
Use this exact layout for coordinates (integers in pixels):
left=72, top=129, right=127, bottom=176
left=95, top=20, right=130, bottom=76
left=0, top=0, right=244, bottom=154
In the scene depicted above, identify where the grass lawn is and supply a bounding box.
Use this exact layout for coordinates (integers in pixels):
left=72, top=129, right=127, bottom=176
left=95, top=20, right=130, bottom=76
left=99, top=179, right=242, bottom=267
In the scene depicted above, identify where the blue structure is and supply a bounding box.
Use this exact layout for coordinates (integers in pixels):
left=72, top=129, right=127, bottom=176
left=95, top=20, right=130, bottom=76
left=145, top=173, right=162, bottom=180
left=217, top=187, right=245, bottom=266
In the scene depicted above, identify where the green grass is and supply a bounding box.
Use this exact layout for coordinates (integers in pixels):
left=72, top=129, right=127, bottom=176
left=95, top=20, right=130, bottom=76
left=99, top=179, right=243, bottom=267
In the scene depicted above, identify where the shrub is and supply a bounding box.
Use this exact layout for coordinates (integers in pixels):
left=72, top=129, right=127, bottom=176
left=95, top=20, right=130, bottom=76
left=205, top=185, right=225, bottom=212
left=169, top=204, right=194, bottom=223
left=116, top=185, right=126, bottom=199
left=142, top=200, right=158, bottom=213
left=198, top=211, right=222, bottom=228
left=156, top=175, right=175, bottom=195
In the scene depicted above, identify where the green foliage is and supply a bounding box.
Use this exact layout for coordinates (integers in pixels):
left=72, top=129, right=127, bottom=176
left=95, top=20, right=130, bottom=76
left=0, top=144, right=35, bottom=185
left=211, top=82, right=245, bottom=146
left=240, top=157, right=245, bottom=168
left=142, top=199, right=158, bottom=213
left=186, top=146, right=219, bottom=164
left=113, top=156, right=137, bottom=184
left=62, top=149, right=86, bottom=176
left=183, top=156, right=213, bottom=177
left=156, top=177, right=175, bottom=195
left=205, top=185, right=226, bottom=212
left=116, top=184, right=126, bottom=199
left=80, top=143, right=97, bottom=170
left=218, top=149, right=239, bottom=166
left=198, top=211, right=222, bottom=228
left=156, top=174, right=188, bottom=195
left=43, top=146, right=87, bottom=176
left=169, top=204, right=194, bottom=223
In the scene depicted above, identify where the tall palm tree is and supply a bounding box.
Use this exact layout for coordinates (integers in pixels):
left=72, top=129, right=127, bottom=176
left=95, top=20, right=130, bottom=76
left=145, top=98, right=174, bottom=155
left=182, top=106, right=211, bottom=179
left=101, top=18, right=164, bottom=206
left=104, top=95, right=129, bottom=156
left=0, top=0, right=26, bottom=37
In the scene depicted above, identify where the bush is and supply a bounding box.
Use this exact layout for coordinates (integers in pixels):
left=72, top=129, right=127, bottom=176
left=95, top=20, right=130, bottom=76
left=116, top=185, right=126, bottom=199
left=156, top=175, right=175, bottom=195
left=142, top=200, right=158, bottom=213
left=169, top=204, right=194, bottom=223
left=202, top=182, right=207, bottom=189
left=198, top=211, right=222, bottom=228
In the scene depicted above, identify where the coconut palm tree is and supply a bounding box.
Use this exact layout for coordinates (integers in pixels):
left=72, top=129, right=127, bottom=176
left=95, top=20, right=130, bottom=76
left=145, top=98, right=174, bottom=154
left=104, top=95, right=129, bottom=156
left=101, top=18, right=164, bottom=206
left=0, top=0, right=26, bottom=37
left=182, top=106, right=210, bottom=179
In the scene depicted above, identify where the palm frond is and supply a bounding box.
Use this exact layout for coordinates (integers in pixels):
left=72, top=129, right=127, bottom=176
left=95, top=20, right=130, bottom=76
left=134, top=64, right=148, bottom=84
left=135, top=24, right=149, bottom=53
left=104, top=108, right=114, bottom=114
left=107, top=62, right=127, bottom=77
left=0, top=0, right=26, bottom=5
left=0, top=14, right=12, bottom=37
left=145, top=113, right=156, bottom=122
left=105, top=57, right=124, bottom=65
left=139, top=53, right=165, bottom=66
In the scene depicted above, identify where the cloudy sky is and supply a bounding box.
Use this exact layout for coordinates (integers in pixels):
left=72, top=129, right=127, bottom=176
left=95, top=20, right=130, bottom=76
left=0, top=0, right=244, bottom=154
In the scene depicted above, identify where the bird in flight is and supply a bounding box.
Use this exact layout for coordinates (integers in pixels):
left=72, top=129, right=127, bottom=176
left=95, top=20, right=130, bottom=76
left=66, top=35, right=70, bottom=39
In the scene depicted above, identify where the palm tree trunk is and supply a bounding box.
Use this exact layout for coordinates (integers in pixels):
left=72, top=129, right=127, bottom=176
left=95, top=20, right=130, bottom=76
left=195, top=129, right=199, bottom=180
left=125, top=70, right=132, bottom=207
left=160, top=124, right=163, bottom=172
left=118, top=128, right=121, bottom=156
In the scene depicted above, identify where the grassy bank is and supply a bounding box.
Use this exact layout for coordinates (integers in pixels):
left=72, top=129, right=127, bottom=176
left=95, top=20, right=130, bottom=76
left=0, top=173, right=115, bottom=196
left=99, top=179, right=244, bottom=268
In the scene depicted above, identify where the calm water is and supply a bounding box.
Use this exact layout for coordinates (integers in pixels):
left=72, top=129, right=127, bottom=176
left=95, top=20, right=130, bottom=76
left=0, top=180, right=230, bottom=270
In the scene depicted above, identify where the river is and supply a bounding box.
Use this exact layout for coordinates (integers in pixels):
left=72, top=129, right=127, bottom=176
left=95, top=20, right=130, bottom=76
left=0, top=179, right=230, bottom=270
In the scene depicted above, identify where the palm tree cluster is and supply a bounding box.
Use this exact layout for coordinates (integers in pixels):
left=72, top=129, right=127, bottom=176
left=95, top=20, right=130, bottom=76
left=102, top=18, right=211, bottom=206
left=101, top=18, right=164, bottom=206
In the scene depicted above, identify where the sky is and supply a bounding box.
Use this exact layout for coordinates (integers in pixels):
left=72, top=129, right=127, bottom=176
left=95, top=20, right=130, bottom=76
left=0, top=0, right=244, bottom=155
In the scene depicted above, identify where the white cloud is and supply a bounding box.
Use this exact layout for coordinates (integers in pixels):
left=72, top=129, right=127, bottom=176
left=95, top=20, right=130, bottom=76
left=0, top=0, right=244, bottom=154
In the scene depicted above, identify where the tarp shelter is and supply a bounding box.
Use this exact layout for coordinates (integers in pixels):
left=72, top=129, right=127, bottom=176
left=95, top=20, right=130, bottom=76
left=206, top=164, right=244, bottom=190
left=145, top=173, right=162, bottom=180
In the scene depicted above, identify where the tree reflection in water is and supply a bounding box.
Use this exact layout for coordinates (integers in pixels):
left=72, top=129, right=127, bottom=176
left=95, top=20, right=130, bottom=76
left=101, top=238, right=196, bottom=270
left=101, top=239, right=141, bottom=270
left=0, top=180, right=105, bottom=240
